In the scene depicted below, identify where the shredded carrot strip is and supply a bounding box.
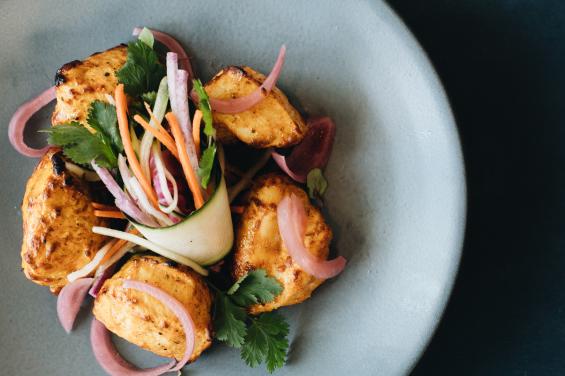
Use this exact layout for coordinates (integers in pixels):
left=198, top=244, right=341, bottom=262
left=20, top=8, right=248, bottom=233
left=230, top=205, right=245, bottom=214
left=192, top=110, right=202, bottom=158
left=94, top=210, right=126, bottom=219
left=92, top=202, right=118, bottom=211
left=133, top=114, right=180, bottom=160
left=98, top=228, right=140, bottom=266
left=143, top=102, right=161, bottom=125
left=115, top=84, right=159, bottom=208
left=166, top=112, right=204, bottom=209
left=143, top=102, right=175, bottom=141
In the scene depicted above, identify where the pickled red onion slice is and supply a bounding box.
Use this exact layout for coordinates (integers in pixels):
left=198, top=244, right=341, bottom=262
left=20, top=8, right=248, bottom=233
left=9, top=86, right=55, bottom=157
left=277, top=194, right=346, bottom=279
left=57, top=277, right=94, bottom=333
left=190, top=45, right=286, bottom=114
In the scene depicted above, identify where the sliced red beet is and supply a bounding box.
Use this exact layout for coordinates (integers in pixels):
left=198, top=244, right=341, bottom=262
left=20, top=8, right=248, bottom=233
left=285, top=116, right=336, bottom=177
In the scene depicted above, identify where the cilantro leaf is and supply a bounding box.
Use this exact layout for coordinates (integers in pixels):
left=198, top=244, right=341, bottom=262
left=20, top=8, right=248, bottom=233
left=45, top=124, right=116, bottom=168
left=117, top=39, right=165, bottom=97
left=198, top=145, right=216, bottom=189
left=192, top=79, right=215, bottom=138
left=44, top=121, right=83, bottom=144
left=193, top=78, right=217, bottom=188
left=45, top=101, right=124, bottom=168
left=141, top=91, right=157, bottom=108
left=306, top=168, right=328, bottom=199
left=213, top=269, right=287, bottom=372
left=228, top=269, right=283, bottom=307
left=241, top=312, right=289, bottom=373
left=214, top=292, right=248, bottom=348
left=87, top=100, right=122, bottom=153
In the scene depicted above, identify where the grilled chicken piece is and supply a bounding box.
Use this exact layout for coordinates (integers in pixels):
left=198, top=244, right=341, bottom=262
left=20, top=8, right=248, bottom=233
left=52, top=45, right=127, bottom=126
left=232, top=174, right=332, bottom=314
left=93, top=255, right=213, bottom=362
left=204, top=66, right=307, bottom=148
left=21, top=150, right=108, bottom=294
left=21, top=46, right=127, bottom=292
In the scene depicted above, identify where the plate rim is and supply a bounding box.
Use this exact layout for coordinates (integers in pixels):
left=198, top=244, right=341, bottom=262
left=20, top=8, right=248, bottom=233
left=377, top=1, right=467, bottom=373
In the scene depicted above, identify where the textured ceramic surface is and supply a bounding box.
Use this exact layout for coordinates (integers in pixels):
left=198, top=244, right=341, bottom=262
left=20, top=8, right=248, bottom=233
left=0, top=0, right=465, bottom=375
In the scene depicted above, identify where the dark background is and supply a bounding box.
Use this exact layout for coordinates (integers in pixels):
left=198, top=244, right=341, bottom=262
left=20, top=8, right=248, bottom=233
left=384, top=1, right=565, bottom=375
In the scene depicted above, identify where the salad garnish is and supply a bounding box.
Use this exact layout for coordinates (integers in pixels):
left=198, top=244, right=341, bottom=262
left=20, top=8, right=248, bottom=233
left=214, top=269, right=289, bottom=373
left=192, top=79, right=216, bottom=188
left=307, top=168, right=328, bottom=199
left=45, top=101, right=122, bottom=168
left=116, top=32, right=165, bottom=97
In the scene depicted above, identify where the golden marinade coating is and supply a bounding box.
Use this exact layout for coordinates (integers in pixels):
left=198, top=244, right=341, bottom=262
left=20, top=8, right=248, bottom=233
left=52, top=45, right=127, bottom=126
left=21, top=149, right=108, bottom=294
left=93, top=254, right=214, bottom=362
left=204, top=66, right=307, bottom=148
left=232, top=174, right=332, bottom=314
left=21, top=46, right=126, bottom=293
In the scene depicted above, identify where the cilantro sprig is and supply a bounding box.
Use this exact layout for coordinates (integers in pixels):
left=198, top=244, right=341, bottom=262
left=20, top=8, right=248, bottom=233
left=213, top=269, right=289, bottom=373
left=193, top=79, right=217, bottom=188
left=214, top=293, right=248, bottom=347
left=117, top=34, right=166, bottom=97
left=242, top=312, right=289, bottom=373
left=228, top=269, right=283, bottom=307
left=306, top=168, right=328, bottom=199
left=45, top=101, right=123, bottom=168
left=192, top=78, right=215, bottom=139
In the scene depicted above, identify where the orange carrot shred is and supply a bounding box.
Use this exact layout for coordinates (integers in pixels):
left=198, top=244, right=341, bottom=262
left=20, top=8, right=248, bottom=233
left=133, top=114, right=180, bottom=160
left=94, top=210, right=126, bottom=219
left=166, top=112, right=204, bottom=209
left=143, top=102, right=161, bottom=126
left=192, top=110, right=202, bottom=158
left=98, top=228, right=140, bottom=266
left=143, top=102, right=175, bottom=141
left=92, top=202, right=118, bottom=211
left=115, top=84, right=159, bottom=208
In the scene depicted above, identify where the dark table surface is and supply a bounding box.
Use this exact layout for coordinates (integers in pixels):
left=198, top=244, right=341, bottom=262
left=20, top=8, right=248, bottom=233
left=384, top=1, right=565, bottom=375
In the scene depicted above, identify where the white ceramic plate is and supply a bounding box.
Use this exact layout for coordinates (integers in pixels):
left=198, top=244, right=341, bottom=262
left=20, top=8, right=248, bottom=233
left=0, top=0, right=465, bottom=375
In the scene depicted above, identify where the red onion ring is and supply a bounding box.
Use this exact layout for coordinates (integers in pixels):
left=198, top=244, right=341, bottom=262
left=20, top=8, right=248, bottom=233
left=277, top=194, right=346, bottom=279
left=132, top=27, right=194, bottom=80
left=150, top=151, right=173, bottom=207
left=150, top=151, right=181, bottom=224
left=91, top=318, right=176, bottom=376
left=90, top=280, right=196, bottom=375
left=175, top=69, right=191, bottom=137
left=167, top=53, right=200, bottom=182
left=156, top=150, right=190, bottom=213
left=271, top=153, right=306, bottom=183
left=123, top=280, right=195, bottom=371
left=190, top=45, right=286, bottom=114
left=9, top=86, right=55, bottom=157
left=272, top=116, right=336, bottom=183
left=166, top=52, right=179, bottom=113
left=89, top=265, right=116, bottom=298
left=57, top=277, right=94, bottom=333
left=92, top=161, right=158, bottom=227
